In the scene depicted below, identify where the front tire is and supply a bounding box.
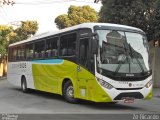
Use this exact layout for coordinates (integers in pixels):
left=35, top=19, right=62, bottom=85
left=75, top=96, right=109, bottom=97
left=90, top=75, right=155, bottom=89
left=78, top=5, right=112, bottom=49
left=21, top=77, right=29, bottom=93
left=63, top=81, right=78, bottom=103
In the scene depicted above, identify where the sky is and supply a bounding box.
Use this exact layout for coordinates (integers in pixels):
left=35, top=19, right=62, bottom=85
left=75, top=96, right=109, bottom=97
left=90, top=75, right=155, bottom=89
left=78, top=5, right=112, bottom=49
left=0, top=0, right=102, bottom=34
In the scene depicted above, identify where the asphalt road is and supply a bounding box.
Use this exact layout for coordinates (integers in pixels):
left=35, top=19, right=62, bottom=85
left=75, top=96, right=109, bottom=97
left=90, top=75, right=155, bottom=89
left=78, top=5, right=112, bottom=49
left=0, top=79, right=160, bottom=120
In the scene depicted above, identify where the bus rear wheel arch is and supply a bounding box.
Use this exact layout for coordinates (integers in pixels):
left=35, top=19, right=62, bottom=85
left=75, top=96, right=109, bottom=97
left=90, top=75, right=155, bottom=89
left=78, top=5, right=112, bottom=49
left=62, top=79, right=78, bottom=103
left=21, top=76, right=29, bottom=93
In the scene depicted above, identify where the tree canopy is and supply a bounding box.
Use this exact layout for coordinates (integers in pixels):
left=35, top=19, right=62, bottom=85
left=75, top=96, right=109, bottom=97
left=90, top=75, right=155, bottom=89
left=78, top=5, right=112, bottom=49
left=99, top=0, right=156, bottom=41
left=0, top=25, right=14, bottom=56
left=154, top=0, right=160, bottom=39
left=12, top=20, right=38, bottom=43
left=55, top=5, right=98, bottom=29
left=0, top=20, right=38, bottom=56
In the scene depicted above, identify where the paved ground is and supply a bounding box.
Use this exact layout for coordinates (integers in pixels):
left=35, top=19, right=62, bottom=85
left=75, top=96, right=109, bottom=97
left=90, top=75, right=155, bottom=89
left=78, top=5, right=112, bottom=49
left=0, top=78, right=159, bottom=120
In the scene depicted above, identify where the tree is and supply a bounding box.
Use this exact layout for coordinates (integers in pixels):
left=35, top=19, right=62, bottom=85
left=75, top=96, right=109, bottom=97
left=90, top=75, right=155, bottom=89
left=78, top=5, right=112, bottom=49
left=12, top=20, right=38, bottom=43
left=0, top=20, right=38, bottom=55
left=55, top=5, right=98, bottom=29
left=0, top=25, right=14, bottom=56
left=0, top=25, right=15, bottom=76
left=99, top=0, right=156, bottom=41
left=154, top=0, right=160, bottom=40
left=0, top=20, right=38, bottom=76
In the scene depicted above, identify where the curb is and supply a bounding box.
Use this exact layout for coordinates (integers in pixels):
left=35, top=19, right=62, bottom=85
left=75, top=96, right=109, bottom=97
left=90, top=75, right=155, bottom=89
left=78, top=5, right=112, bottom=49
left=0, top=77, right=7, bottom=80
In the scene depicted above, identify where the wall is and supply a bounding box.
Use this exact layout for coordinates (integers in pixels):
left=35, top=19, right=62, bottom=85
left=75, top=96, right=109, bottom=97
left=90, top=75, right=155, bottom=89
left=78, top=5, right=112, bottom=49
left=153, top=47, right=160, bottom=88
left=150, top=40, right=160, bottom=88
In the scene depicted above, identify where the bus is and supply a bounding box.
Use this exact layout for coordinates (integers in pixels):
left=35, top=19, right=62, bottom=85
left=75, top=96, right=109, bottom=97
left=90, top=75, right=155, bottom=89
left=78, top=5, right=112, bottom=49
left=7, top=23, right=152, bottom=103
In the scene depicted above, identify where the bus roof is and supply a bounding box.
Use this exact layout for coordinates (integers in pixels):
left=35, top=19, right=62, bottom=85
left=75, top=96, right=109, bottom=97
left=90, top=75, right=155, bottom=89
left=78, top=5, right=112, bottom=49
left=9, top=23, right=144, bottom=47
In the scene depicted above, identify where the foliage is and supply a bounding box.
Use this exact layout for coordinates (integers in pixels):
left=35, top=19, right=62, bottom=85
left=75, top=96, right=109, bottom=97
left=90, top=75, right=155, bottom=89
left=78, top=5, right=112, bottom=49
left=55, top=5, right=98, bottom=29
left=13, top=20, right=38, bottom=43
left=0, top=25, right=14, bottom=56
left=154, top=0, right=160, bottom=39
left=0, top=20, right=38, bottom=56
left=99, top=0, right=156, bottom=41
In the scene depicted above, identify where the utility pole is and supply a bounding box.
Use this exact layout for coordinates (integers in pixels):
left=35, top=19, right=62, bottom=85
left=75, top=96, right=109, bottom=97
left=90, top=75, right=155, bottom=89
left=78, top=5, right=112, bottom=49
left=0, top=0, right=15, bottom=6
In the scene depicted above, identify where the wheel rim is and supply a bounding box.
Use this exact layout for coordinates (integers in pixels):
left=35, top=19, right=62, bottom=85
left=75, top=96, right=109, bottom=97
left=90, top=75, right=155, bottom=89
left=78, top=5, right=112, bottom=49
left=66, top=86, right=74, bottom=98
left=22, top=81, right=25, bottom=91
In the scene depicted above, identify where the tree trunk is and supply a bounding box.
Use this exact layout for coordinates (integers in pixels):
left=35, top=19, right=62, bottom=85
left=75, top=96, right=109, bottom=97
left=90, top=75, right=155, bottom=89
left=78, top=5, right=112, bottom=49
left=2, top=55, right=7, bottom=77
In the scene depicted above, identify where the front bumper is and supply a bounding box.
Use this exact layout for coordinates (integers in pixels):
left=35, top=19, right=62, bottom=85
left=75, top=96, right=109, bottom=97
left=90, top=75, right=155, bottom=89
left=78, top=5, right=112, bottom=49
left=104, top=86, right=152, bottom=102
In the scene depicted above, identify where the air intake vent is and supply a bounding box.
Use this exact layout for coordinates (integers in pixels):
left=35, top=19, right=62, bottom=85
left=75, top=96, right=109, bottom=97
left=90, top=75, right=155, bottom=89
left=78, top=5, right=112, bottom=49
left=115, top=88, right=143, bottom=90
left=114, top=92, right=144, bottom=100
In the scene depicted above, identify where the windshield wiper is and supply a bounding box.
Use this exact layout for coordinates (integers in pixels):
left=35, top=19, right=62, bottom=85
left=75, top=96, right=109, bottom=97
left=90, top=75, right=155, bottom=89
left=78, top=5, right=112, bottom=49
left=114, top=43, right=145, bottom=75
left=114, top=43, right=128, bottom=75
left=128, top=44, right=145, bottom=73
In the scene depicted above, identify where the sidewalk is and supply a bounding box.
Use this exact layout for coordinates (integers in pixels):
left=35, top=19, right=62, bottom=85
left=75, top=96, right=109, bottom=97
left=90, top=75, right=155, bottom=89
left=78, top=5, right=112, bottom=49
left=0, top=76, right=7, bottom=80
left=153, top=88, right=160, bottom=98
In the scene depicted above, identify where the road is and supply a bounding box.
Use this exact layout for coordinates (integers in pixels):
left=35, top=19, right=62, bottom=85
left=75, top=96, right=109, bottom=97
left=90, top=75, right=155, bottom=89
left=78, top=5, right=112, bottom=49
left=0, top=79, right=160, bottom=120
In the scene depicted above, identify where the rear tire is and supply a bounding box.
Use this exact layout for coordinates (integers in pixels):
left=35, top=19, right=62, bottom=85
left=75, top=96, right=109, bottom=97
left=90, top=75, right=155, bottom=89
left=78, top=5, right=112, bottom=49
left=21, top=77, right=29, bottom=93
left=63, top=80, right=78, bottom=103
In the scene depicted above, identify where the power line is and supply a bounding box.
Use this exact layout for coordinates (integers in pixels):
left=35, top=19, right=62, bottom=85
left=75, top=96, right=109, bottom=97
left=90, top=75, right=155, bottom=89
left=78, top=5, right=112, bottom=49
left=15, top=0, right=100, bottom=5
left=0, top=7, right=9, bottom=23
left=0, top=0, right=101, bottom=6
left=94, top=0, right=101, bottom=3
left=2, top=7, right=10, bottom=21
left=0, top=0, right=15, bottom=6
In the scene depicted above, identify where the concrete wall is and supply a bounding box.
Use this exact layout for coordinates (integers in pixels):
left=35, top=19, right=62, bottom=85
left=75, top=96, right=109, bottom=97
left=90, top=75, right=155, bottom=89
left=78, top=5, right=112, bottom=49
left=150, top=40, right=160, bottom=88
left=152, top=47, right=160, bottom=88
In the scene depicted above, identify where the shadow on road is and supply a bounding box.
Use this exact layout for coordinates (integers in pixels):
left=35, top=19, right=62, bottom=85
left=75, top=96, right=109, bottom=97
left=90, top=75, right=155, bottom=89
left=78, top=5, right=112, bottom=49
left=11, top=87, right=143, bottom=111
left=11, top=87, right=65, bottom=101
left=78, top=101, right=142, bottom=110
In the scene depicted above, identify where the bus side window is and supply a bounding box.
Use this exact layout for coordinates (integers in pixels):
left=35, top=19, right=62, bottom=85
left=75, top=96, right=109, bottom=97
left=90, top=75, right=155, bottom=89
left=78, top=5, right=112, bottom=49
left=34, top=40, right=45, bottom=59
left=46, top=37, right=58, bottom=58
left=26, top=43, right=34, bottom=60
left=9, top=47, right=17, bottom=61
left=17, top=45, right=25, bottom=61
left=79, top=38, right=89, bottom=68
left=60, top=33, right=76, bottom=56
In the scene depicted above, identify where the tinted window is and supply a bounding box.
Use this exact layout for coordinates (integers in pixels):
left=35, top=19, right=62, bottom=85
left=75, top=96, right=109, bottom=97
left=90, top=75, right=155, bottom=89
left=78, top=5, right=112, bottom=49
left=60, top=33, right=76, bottom=56
left=79, top=38, right=89, bottom=67
left=26, top=43, right=34, bottom=60
left=46, top=37, right=58, bottom=58
left=34, top=40, right=45, bottom=59
left=9, top=47, right=17, bottom=61
left=17, top=45, right=25, bottom=61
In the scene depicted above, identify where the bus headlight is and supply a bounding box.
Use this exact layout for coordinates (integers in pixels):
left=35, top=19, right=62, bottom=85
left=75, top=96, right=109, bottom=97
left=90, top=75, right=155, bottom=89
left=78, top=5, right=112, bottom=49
left=97, top=78, right=113, bottom=89
left=145, top=80, right=152, bottom=88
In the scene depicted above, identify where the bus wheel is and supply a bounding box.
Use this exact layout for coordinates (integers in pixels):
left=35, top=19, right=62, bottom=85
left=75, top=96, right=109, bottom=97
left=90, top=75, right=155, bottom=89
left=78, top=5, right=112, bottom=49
left=63, top=80, right=78, bottom=103
left=21, top=77, right=28, bottom=93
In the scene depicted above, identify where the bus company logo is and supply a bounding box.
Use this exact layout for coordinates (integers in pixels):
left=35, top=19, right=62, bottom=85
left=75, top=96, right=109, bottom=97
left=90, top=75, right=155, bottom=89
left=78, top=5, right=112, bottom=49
left=1, top=114, right=18, bottom=120
left=118, top=81, right=128, bottom=84
left=12, top=63, right=26, bottom=69
left=129, top=83, right=132, bottom=87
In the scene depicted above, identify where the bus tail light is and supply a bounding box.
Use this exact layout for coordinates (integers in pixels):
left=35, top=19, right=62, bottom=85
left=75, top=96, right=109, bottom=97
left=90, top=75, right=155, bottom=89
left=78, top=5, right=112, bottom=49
left=97, top=78, right=113, bottom=89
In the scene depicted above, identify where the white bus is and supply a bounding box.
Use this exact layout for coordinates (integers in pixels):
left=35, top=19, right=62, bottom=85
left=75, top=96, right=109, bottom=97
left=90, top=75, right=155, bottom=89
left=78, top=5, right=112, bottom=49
left=7, top=23, right=152, bottom=103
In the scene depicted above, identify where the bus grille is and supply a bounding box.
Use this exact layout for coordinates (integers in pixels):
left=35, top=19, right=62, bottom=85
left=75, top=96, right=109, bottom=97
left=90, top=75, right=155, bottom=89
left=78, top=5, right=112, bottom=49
left=115, top=88, right=143, bottom=90
left=114, top=92, right=144, bottom=100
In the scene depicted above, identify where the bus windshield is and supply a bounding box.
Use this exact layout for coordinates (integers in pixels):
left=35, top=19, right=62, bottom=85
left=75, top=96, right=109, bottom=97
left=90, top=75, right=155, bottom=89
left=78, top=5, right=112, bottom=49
left=96, top=30, right=151, bottom=79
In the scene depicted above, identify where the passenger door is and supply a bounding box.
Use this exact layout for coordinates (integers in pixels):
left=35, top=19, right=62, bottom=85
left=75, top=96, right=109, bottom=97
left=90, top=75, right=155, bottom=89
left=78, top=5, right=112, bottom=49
left=77, top=37, right=92, bottom=98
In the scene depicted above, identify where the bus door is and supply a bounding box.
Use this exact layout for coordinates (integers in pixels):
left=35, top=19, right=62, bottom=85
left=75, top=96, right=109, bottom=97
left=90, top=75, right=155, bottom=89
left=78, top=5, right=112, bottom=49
left=77, top=37, right=92, bottom=99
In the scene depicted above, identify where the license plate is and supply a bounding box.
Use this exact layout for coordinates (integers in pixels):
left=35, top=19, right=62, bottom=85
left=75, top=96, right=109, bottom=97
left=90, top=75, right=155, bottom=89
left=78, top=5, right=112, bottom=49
left=123, top=97, right=135, bottom=103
